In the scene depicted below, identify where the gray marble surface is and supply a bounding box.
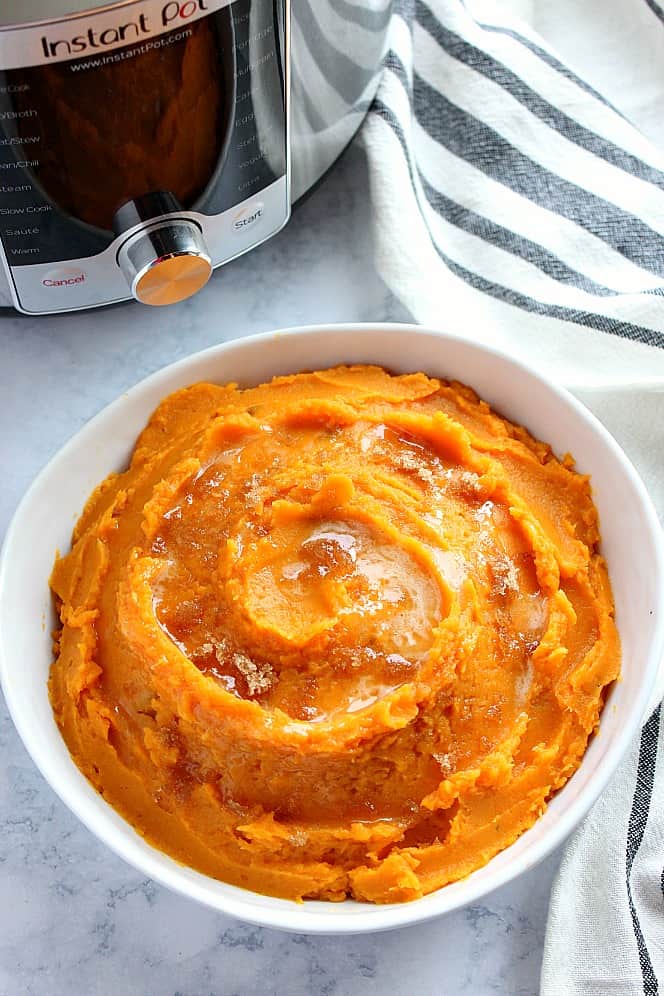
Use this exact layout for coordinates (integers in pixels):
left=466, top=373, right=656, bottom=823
left=0, top=143, right=559, bottom=996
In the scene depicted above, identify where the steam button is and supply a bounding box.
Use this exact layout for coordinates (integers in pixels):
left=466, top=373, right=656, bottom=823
left=117, top=219, right=212, bottom=307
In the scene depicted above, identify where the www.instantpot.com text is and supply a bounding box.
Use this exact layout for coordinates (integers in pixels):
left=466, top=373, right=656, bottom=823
left=67, top=27, right=193, bottom=71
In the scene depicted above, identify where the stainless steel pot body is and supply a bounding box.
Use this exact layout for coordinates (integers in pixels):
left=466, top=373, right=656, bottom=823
left=0, top=0, right=391, bottom=312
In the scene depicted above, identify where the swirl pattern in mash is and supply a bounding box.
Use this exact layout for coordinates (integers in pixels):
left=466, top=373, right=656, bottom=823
left=49, top=366, right=620, bottom=903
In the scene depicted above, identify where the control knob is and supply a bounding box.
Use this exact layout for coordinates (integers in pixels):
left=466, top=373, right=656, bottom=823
left=114, top=193, right=212, bottom=307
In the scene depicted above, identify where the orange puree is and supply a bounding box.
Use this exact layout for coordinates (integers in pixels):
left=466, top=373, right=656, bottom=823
left=49, top=365, right=620, bottom=903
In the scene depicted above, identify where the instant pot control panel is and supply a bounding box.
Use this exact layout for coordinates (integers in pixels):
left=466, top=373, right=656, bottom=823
left=0, top=0, right=289, bottom=313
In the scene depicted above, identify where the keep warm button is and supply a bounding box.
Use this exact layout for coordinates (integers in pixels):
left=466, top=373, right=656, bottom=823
left=42, top=266, right=86, bottom=288
left=232, top=201, right=264, bottom=233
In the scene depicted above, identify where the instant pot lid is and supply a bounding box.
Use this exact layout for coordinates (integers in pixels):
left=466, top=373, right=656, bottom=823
left=1, top=0, right=133, bottom=27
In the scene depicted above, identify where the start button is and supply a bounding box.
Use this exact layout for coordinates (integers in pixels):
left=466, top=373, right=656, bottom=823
left=233, top=201, right=264, bottom=233
left=42, top=266, right=85, bottom=288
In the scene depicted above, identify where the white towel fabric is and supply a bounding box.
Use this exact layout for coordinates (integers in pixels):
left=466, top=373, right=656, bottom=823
left=354, top=0, right=664, bottom=989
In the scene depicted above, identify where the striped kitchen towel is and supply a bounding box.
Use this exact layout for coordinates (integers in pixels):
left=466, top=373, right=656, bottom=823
left=359, top=0, right=664, bottom=991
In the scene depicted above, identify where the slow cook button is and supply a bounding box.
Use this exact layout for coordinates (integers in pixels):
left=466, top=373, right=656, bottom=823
left=232, top=201, right=264, bottom=234
left=41, top=266, right=86, bottom=288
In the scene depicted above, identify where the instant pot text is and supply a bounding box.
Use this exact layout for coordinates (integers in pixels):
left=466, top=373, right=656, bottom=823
left=39, top=0, right=208, bottom=59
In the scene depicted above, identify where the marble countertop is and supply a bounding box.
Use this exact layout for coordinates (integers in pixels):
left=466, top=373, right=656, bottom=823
left=0, top=143, right=560, bottom=996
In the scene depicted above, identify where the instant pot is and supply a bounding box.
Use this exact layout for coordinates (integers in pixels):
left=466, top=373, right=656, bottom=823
left=0, top=0, right=391, bottom=313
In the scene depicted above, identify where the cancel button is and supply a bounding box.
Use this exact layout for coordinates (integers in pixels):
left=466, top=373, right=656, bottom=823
left=42, top=266, right=85, bottom=288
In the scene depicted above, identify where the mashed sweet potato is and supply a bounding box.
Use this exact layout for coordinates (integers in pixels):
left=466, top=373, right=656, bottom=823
left=49, top=365, right=620, bottom=903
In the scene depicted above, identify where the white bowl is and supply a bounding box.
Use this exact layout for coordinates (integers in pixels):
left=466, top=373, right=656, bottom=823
left=1, top=324, right=663, bottom=934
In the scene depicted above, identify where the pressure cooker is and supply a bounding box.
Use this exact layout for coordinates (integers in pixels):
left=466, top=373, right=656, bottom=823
left=0, top=0, right=391, bottom=313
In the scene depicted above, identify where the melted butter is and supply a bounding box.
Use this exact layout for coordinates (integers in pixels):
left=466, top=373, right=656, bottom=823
left=515, top=662, right=534, bottom=704
left=509, top=591, right=548, bottom=640
left=429, top=548, right=467, bottom=590
left=281, top=560, right=307, bottom=581
left=149, top=396, right=548, bottom=728
left=359, top=423, right=387, bottom=452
